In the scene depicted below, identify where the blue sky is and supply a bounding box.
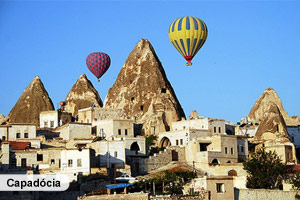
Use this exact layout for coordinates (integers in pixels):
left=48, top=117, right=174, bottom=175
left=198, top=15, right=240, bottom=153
left=0, top=0, right=299, bottom=123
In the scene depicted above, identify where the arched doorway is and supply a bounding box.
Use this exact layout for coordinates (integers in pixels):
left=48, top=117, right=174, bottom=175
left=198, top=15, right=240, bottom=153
left=130, top=142, right=140, bottom=154
left=228, top=169, right=237, bottom=176
left=160, top=137, right=171, bottom=148
left=211, top=158, right=219, bottom=165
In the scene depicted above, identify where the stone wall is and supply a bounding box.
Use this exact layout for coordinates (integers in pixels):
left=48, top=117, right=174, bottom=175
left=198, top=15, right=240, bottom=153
left=234, top=188, right=297, bottom=200
left=130, top=147, right=185, bottom=175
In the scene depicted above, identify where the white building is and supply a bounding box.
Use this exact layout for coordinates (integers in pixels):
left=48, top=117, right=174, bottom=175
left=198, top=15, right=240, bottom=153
left=60, top=148, right=91, bottom=180
left=77, top=107, right=124, bottom=124
left=171, top=118, right=226, bottom=134
left=93, top=119, right=135, bottom=139
left=0, top=124, right=36, bottom=141
left=39, top=110, right=72, bottom=129
left=99, top=139, right=126, bottom=169
left=159, top=118, right=227, bottom=148
left=58, top=123, right=92, bottom=140
left=124, top=136, right=147, bottom=156
left=185, top=135, right=248, bottom=171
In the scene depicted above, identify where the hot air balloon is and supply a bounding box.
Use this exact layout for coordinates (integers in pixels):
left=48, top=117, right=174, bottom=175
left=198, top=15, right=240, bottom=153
left=168, top=16, right=208, bottom=66
left=86, top=52, right=111, bottom=82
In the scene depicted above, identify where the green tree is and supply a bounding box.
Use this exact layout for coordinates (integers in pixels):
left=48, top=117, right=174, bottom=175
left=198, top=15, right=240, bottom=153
left=243, top=148, right=289, bottom=189
left=145, top=135, right=157, bottom=146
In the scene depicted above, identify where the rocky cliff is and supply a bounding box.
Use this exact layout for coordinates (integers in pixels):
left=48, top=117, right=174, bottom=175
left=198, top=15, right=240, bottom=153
left=0, top=114, right=5, bottom=125
left=5, top=76, right=54, bottom=126
left=254, top=102, right=290, bottom=142
left=248, top=88, right=300, bottom=126
left=104, top=39, right=185, bottom=136
left=64, top=74, right=103, bottom=116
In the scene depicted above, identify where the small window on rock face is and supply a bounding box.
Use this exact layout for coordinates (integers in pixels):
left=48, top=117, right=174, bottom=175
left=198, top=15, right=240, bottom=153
left=140, top=105, right=144, bottom=111
left=161, top=88, right=167, bottom=93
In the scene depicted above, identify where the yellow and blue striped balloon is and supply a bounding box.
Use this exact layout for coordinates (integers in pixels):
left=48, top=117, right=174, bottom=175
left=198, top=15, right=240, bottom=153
left=168, top=16, right=208, bottom=66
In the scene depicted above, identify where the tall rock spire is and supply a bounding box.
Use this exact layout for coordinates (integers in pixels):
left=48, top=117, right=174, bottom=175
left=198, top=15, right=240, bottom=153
left=6, top=76, right=54, bottom=126
left=104, top=39, right=186, bottom=136
left=64, top=74, right=103, bottom=115
left=248, top=88, right=300, bottom=126
left=254, top=102, right=290, bottom=142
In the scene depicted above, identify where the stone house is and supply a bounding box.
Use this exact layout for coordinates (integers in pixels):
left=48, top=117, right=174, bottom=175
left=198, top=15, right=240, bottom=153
left=206, top=176, right=234, bottom=200
left=58, top=123, right=92, bottom=140
left=93, top=119, right=135, bottom=139
left=171, top=117, right=226, bottom=135
left=77, top=107, right=124, bottom=124
left=99, top=139, right=126, bottom=169
left=60, top=148, right=91, bottom=180
left=39, top=110, right=72, bottom=129
left=158, top=117, right=228, bottom=148
left=185, top=135, right=248, bottom=171
left=0, top=124, right=36, bottom=141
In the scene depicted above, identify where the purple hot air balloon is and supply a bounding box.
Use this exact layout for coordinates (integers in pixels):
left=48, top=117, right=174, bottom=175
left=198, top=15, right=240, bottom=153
left=86, top=52, right=111, bottom=82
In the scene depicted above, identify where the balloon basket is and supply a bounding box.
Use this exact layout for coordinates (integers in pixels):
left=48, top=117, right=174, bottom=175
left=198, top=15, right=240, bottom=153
left=97, top=79, right=100, bottom=82
left=186, top=62, right=192, bottom=66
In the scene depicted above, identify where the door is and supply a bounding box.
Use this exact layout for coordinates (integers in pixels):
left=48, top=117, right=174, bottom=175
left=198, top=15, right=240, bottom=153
left=172, top=150, right=178, bottom=161
left=21, top=158, right=27, bottom=168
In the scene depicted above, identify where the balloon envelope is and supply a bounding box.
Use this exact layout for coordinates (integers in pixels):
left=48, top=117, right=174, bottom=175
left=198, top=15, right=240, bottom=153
left=86, top=52, right=111, bottom=80
left=168, top=16, right=208, bottom=65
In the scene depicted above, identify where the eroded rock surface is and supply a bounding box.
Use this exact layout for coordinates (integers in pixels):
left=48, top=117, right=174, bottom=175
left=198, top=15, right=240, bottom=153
left=104, top=39, right=185, bottom=135
left=6, top=76, right=54, bottom=126
left=248, top=88, right=299, bottom=126
left=64, top=74, right=103, bottom=116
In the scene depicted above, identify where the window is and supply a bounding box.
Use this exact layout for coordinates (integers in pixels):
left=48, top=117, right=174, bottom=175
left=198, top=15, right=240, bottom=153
left=37, top=154, right=43, bottom=161
left=219, top=127, right=221, bottom=133
left=118, top=129, right=121, bottom=135
left=225, top=147, right=228, bottom=154
left=24, top=133, right=28, bottom=138
left=125, top=129, right=128, bottom=135
left=114, top=151, right=118, bottom=158
left=200, top=143, right=209, bottom=151
left=161, top=88, right=167, bottom=93
left=231, top=148, right=234, bottom=155
left=140, top=105, right=144, bottom=111
left=176, top=140, right=179, bottom=145
left=77, top=159, right=82, bottom=167
left=216, top=183, right=224, bottom=193
left=50, top=121, right=54, bottom=128
left=183, top=126, right=186, bottom=129
left=16, top=133, right=21, bottom=138
left=94, top=118, right=97, bottom=121
left=241, top=146, right=244, bottom=153
left=180, top=139, right=183, bottom=145
left=2, top=136, right=6, bottom=141
left=68, top=159, right=73, bottom=167
left=214, top=127, right=216, bottom=133
left=131, top=97, right=134, bottom=102
left=51, top=159, right=55, bottom=165
left=44, top=121, right=48, bottom=127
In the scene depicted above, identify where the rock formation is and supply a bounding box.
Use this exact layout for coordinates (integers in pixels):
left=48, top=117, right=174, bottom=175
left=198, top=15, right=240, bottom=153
left=254, top=102, right=290, bottom=142
left=0, top=114, right=5, bottom=125
left=5, top=76, right=54, bottom=126
left=189, top=110, right=198, bottom=120
left=104, top=39, right=185, bottom=136
left=64, top=74, right=103, bottom=116
left=253, top=102, right=297, bottom=164
left=248, top=88, right=300, bottom=126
